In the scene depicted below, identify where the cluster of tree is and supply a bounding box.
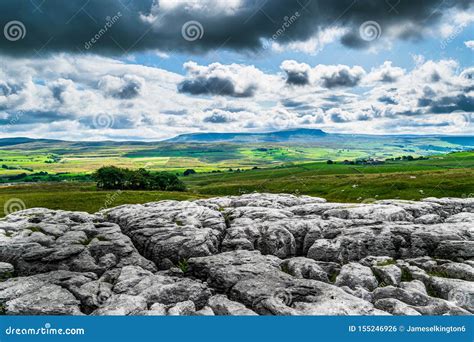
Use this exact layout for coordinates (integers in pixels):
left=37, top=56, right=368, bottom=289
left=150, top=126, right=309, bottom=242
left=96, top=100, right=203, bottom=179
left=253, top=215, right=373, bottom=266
left=326, top=155, right=430, bottom=165
left=341, top=158, right=385, bottom=165
left=1, top=164, right=34, bottom=172
left=44, top=154, right=61, bottom=163
left=385, top=155, right=428, bottom=161
left=0, top=172, right=94, bottom=184
left=93, top=166, right=186, bottom=191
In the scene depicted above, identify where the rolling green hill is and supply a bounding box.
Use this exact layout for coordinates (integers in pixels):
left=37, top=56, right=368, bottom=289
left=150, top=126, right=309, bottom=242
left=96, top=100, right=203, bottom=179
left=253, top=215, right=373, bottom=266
left=0, top=130, right=472, bottom=215
left=0, top=130, right=473, bottom=179
left=0, top=150, right=472, bottom=216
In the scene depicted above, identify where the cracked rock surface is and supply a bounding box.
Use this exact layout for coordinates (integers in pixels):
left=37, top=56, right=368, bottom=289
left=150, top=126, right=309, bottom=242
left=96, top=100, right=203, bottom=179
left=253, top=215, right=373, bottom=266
left=0, top=193, right=472, bottom=315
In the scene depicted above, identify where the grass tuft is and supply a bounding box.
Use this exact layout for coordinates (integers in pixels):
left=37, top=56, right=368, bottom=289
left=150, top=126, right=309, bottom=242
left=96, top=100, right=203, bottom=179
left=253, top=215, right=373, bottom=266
left=400, top=268, right=413, bottom=282
left=376, top=260, right=396, bottom=267
left=177, top=259, right=189, bottom=273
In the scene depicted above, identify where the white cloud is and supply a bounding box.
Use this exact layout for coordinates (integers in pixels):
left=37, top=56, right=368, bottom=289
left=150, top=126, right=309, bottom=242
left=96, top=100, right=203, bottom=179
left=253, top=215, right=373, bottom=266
left=271, top=27, right=346, bottom=55
left=465, top=40, right=474, bottom=50
left=313, top=64, right=366, bottom=88
left=157, top=0, right=243, bottom=15
left=365, top=61, right=405, bottom=84
left=178, top=61, right=266, bottom=97
left=0, top=54, right=472, bottom=140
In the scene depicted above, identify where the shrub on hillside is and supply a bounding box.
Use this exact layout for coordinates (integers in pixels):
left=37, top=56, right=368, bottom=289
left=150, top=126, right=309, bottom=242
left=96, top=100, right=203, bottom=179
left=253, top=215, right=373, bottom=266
left=93, top=166, right=186, bottom=191
left=183, top=169, right=196, bottom=176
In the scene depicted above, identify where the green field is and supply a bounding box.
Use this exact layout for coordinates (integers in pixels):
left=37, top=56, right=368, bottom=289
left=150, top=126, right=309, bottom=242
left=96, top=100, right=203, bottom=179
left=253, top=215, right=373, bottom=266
left=0, top=151, right=472, bottom=216
left=0, top=182, right=206, bottom=215
left=184, top=151, right=474, bottom=201
left=0, top=133, right=472, bottom=178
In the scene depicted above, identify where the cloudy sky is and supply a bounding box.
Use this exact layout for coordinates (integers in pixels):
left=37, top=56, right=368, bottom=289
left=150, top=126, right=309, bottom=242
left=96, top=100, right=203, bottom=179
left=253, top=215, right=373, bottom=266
left=0, top=0, right=473, bottom=141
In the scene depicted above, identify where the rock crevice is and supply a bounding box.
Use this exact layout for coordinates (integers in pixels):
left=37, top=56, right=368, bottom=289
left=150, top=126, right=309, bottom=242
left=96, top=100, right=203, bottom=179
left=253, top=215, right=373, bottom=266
left=0, top=193, right=472, bottom=315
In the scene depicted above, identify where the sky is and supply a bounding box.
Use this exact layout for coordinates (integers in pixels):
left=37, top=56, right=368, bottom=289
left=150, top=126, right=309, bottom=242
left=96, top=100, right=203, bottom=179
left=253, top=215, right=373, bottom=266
left=0, top=0, right=473, bottom=141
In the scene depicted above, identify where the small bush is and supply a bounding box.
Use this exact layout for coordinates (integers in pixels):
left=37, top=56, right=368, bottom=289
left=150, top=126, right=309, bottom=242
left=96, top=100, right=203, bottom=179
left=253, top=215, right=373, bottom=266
left=183, top=169, right=196, bottom=176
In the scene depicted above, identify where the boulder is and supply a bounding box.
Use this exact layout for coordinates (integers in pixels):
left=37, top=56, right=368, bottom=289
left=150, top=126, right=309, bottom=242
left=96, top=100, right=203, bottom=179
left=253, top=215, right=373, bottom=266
left=335, top=263, right=378, bottom=291
left=372, top=265, right=402, bottom=286
left=0, top=193, right=472, bottom=316
left=208, top=295, right=257, bottom=315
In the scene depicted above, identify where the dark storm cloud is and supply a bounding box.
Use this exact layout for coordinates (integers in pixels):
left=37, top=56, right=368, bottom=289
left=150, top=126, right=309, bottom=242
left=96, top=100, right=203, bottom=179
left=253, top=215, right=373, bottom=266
left=330, top=112, right=349, bottom=123
left=98, top=75, right=144, bottom=99
left=280, top=60, right=311, bottom=85
left=285, top=71, right=310, bottom=86
left=0, top=82, right=22, bottom=96
left=1, top=0, right=473, bottom=55
left=378, top=95, right=397, bottom=105
left=429, top=94, right=474, bottom=113
left=203, top=111, right=234, bottom=123
left=319, top=67, right=364, bottom=88
left=178, top=77, right=255, bottom=97
left=111, top=79, right=142, bottom=99
left=0, top=110, right=72, bottom=125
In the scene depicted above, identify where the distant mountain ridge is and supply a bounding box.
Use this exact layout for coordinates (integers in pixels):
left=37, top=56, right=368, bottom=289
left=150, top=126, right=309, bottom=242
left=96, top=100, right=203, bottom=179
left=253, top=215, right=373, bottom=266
left=0, top=129, right=473, bottom=147
left=166, top=128, right=327, bottom=143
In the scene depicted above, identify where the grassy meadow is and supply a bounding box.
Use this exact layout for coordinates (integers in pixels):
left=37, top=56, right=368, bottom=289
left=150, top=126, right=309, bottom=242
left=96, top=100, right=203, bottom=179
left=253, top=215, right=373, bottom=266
left=0, top=150, right=472, bottom=216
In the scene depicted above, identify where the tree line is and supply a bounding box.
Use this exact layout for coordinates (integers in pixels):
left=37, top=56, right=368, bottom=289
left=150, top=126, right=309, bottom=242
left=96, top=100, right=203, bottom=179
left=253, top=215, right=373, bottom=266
left=93, top=166, right=186, bottom=191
